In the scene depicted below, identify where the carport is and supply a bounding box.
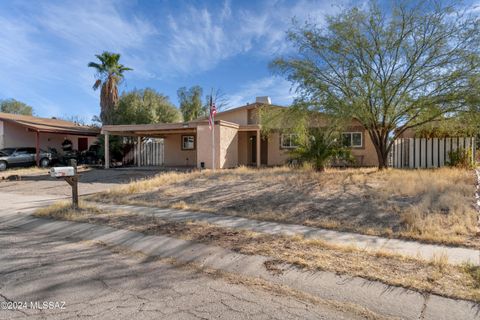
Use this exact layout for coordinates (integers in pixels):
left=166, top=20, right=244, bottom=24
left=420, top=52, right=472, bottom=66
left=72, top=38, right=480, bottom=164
left=101, top=120, right=241, bottom=170
left=0, top=112, right=100, bottom=166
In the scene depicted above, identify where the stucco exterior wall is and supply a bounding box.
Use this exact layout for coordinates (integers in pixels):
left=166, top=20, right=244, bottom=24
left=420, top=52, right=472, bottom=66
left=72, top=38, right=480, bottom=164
left=219, top=125, right=238, bottom=168
left=0, top=121, right=4, bottom=149
left=215, top=108, right=249, bottom=125
left=267, top=131, right=290, bottom=166
left=237, top=132, right=249, bottom=166
left=196, top=124, right=221, bottom=169
left=163, top=133, right=196, bottom=167
left=2, top=122, right=97, bottom=151
left=349, top=130, right=378, bottom=166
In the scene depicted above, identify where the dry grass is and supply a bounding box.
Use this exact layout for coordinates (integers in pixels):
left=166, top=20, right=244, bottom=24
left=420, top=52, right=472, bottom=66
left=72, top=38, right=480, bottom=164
left=34, top=203, right=480, bottom=302
left=0, top=166, right=49, bottom=179
left=0, top=165, right=92, bottom=180
left=89, top=166, right=479, bottom=247
left=35, top=201, right=103, bottom=219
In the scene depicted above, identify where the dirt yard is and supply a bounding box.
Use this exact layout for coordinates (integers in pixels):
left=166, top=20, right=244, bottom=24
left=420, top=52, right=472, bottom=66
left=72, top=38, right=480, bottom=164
left=91, top=166, right=479, bottom=247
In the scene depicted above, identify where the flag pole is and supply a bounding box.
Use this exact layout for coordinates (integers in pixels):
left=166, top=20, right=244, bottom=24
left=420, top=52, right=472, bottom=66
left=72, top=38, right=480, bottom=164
left=211, top=90, right=215, bottom=172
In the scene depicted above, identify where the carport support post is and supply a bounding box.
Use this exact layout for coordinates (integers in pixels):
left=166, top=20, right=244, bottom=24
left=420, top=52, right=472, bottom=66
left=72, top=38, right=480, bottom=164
left=137, top=136, right=141, bottom=167
left=35, top=131, right=40, bottom=167
left=256, top=130, right=261, bottom=168
left=104, top=131, right=110, bottom=169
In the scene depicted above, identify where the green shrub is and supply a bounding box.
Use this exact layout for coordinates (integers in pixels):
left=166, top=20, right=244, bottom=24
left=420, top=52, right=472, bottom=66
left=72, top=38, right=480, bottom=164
left=289, top=129, right=354, bottom=171
left=447, top=148, right=474, bottom=169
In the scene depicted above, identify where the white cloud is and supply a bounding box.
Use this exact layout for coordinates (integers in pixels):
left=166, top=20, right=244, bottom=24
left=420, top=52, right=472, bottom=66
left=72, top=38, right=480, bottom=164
left=162, top=0, right=344, bottom=74
left=225, top=76, right=295, bottom=109
left=0, top=0, right=156, bottom=117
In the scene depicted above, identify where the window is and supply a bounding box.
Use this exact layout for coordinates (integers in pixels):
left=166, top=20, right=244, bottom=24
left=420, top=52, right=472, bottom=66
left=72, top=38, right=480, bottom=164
left=342, top=132, right=363, bottom=148
left=182, top=135, right=195, bottom=150
left=280, top=133, right=298, bottom=149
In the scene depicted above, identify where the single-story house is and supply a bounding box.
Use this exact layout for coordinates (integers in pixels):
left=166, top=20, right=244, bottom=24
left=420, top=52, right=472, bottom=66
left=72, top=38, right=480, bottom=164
left=0, top=112, right=100, bottom=164
left=102, top=97, right=379, bottom=169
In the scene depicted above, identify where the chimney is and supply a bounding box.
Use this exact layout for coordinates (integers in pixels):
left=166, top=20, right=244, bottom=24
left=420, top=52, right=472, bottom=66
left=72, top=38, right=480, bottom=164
left=255, top=96, right=271, bottom=105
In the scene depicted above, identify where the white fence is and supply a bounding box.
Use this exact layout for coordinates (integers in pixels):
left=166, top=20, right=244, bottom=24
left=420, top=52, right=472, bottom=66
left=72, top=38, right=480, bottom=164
left=390, top=137, right=475, bottom=168
left=123, top=139, right=164, bottom=166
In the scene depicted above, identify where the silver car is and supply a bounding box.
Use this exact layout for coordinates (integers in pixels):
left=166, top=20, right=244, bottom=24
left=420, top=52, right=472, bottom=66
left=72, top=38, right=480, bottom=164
left=0, top=147, right=54, bottom=171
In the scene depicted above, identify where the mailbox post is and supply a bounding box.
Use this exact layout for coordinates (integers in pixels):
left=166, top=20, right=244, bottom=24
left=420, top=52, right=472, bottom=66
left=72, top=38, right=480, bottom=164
left=50, top=160, right=79, bottom=209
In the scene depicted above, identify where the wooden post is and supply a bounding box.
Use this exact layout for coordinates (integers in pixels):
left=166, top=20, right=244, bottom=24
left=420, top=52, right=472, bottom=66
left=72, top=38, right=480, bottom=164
left=64, top=159, right=78, bottom=209
left=104, top=131, right=110, bottom=169
left=35, top=131, right=40, bottom=167
left=256, top=130, right=261, bottom=168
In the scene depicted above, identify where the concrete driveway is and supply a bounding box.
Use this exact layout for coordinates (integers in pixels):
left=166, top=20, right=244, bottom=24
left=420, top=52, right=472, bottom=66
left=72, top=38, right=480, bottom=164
left=0, top=168, right=158, bottom=198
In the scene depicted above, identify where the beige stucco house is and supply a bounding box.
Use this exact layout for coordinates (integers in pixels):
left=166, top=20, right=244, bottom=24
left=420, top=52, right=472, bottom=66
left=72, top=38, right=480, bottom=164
left=102, top=97, right=379, bottom=169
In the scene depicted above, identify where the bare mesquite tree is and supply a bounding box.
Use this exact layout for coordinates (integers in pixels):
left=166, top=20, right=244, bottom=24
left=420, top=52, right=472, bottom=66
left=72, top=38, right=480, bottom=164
left=273, top=1, right=480, bottom=169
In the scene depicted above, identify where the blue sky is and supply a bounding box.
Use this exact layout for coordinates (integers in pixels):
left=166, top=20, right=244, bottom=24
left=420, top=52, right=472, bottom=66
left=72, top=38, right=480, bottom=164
left=1, top=0, right=478, bottom=122
left=0, top=0, right=347, bottom=121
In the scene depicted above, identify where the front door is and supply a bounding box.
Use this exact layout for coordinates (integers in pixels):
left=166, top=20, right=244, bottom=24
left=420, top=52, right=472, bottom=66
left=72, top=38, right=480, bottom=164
left=78, top=138, right=88, bottom=152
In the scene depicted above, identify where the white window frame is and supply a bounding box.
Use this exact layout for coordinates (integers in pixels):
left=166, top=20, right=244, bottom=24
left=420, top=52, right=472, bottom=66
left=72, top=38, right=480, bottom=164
left=182, top=135, right=195, bottom=150
left=280, top=133, right=298, bottom=149
left=342, top=132, right=363, bottom=148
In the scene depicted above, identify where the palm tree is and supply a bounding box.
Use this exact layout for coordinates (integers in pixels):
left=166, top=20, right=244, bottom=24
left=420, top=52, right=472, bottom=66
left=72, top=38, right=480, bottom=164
left=88, top=52, right=132, bottom=125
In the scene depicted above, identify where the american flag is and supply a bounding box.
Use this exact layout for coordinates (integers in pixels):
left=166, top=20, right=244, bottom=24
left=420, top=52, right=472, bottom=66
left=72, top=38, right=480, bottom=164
left=208, top=96, right=217, bottom=129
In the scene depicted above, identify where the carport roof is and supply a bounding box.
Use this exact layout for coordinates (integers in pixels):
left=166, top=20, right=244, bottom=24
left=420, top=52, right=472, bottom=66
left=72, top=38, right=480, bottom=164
left=102, top=120, right=244, bottom=136
left=0, top=112, right=100, bottom=136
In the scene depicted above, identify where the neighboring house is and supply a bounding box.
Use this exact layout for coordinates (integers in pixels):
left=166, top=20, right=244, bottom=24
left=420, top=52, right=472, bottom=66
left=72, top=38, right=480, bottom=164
left=0, top=112, right=100, bottom=161
left=102, top=97, right=379, bottom=169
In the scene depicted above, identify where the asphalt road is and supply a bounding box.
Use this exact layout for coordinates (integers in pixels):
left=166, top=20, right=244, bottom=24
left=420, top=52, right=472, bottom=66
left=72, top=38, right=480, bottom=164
left=0, top=224, right=369, bottom=320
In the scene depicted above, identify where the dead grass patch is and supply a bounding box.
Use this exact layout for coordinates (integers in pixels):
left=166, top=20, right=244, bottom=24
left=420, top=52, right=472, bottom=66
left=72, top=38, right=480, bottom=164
left=35, top=203, right=480, bottom=302
left=0, top=165, right=92, bottom=180
left=89, top=166, right=479, bottom=248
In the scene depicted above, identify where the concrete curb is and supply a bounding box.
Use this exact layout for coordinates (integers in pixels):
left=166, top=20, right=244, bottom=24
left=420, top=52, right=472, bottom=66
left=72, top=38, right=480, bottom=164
left=88, top=202, right=480, bottom=266
left=0, top=213, right=478, bottom=320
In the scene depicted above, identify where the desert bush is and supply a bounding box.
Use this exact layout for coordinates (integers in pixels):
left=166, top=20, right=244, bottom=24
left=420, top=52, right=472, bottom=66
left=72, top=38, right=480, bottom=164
left=448, top=148, right=474, bottom=169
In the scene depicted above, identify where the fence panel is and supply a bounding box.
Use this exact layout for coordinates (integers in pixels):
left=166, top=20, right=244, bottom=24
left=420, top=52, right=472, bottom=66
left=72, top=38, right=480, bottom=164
left=131, top=139, right=164, bottom=166
left=391, top=137, right=475, bottom=169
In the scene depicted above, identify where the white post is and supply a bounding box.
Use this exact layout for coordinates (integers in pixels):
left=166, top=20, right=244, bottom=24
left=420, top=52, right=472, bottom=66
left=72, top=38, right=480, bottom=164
left=212, top=120, right=215, bottom=171
left=137, top=136, right=141, bottom=167
left=104, top=131, right=110, bottom=169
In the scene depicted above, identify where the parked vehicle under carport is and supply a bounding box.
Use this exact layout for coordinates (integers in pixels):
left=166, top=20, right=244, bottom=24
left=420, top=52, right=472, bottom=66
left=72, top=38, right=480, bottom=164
left=0, top=148, right=57, bottom=171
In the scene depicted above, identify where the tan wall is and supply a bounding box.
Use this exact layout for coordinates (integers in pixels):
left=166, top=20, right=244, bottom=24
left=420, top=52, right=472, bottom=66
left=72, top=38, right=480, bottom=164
left=349, top=129, right=378, bottom=166
left=267, top=131, right=290, bottom=166
left=238, top=132, right=249, bottom=166
left=265, top=127, right=379, bottom=167
left=196, top=124, right=220, bottom=169
left=163, top=133, right=196, bottom=167
left=2, top=121, right=97, bottom=151
left=219, top=125, right=238, bottom=168
left=0, top=121, right=4, bottom=149
left=215, top=108, right=249, bottom=125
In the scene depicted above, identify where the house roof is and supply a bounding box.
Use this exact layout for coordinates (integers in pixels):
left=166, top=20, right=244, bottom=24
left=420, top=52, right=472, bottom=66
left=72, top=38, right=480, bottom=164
left=0, top=112, right=100, bottom=136
left=215, top=102, right=287, bottom=116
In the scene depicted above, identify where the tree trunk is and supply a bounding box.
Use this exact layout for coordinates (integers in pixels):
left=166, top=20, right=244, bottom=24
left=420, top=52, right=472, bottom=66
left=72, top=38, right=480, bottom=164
left=370, top=136, right=390, bottom=170
left=368, top=130, right=390, bottom=170
left=376, top=151, right=389, bottom=170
